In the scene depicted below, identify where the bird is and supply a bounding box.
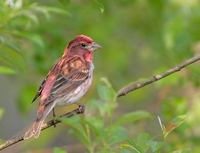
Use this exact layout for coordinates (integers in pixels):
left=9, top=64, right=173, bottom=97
left=24, top=35, right=101, bottom=139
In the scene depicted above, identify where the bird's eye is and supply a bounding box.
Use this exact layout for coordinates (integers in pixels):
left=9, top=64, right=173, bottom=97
left=81, top=43, right=87, bottom=48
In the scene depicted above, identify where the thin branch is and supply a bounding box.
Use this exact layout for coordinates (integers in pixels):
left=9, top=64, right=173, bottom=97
left=117, top=55, right=200, bottom=97
left=0, top=107, right=83, bottom=151
left=1, top=55, right=200, bottom=151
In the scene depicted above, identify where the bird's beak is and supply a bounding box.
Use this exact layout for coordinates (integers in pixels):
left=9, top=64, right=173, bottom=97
left=91, top=42, right=101, bottom=51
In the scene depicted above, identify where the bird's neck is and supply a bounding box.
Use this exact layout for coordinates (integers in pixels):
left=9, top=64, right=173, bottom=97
left=63, top=48, right=93, bottom=63
left=83, top=51, right=93, bottom=63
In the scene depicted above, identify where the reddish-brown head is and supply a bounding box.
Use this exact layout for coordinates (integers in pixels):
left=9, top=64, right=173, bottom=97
left=63, top=35, right=101, bottom=62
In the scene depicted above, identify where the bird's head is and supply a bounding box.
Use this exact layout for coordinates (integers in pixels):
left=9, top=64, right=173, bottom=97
left=64, top=35, right=101, bottom=62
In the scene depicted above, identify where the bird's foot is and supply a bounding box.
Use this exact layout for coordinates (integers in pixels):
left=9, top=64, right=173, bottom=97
left=76, top=104, right=85, bottom=114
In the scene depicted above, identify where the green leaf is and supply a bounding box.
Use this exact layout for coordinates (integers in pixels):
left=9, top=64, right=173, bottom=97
left=44, top=6, right=70, bottom=16
left=114, top=111, right=151, bottom=126
left=61, top=115, right=81, bottom=130
left=135, top=133, right=151, bottom=152
left=61, top=116, right=90, bottom=146
left=53, top=147, right=67, bottom=153
left=0, top=45, right=25, bottom=72
left=120, top=143, right=142, bottom=153
left=94, top=0, right=105, bottom=13
left=164, top=115, right=186, bottom=138
left=162, top=97, right=187, bottom=121
left=120, top=133, right=163, bottom=153
left=158, top=115, right=186, bottom=138
left=83, top=116, right=104, bottom=137
left=96, top=78, right=117, bottom=117
left=0, top=66, right=15, bottom=74
left=107, top=126, right=128, bottom=144
left=97, top=78, right=116, bottom=101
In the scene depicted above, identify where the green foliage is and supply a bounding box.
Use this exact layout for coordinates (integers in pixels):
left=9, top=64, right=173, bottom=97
left=120, top=133, right=163, bottom=153
left=62, top=79, right=153, bottom=153
left=0, top=0, right=67, bottom=74
left=60, top=79, right=189, bottom=153
left=158, top=115, right=186, bottom=139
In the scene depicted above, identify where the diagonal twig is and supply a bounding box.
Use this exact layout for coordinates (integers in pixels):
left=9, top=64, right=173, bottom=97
left=117, top=55, right=200, bottom=97
left=1, top=55, right=200, bottom=151
left=0, top=107, right=83, bottom=151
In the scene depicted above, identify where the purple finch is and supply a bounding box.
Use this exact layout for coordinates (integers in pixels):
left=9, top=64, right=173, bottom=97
left=24, top=35, right=101, bottom=139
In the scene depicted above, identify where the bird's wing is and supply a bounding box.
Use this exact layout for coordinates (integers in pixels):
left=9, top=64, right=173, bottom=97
left=33, top=56, right=90, bottom=106
left=32, top=76, right=48, bottom=103
left=31, top=60, right=59, bottom=103
left=48, top=68, right=89, bottom=101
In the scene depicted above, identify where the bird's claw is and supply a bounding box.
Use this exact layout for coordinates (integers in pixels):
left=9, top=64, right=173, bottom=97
left=77, top=104, right=85, bottom=114
left=52, top=119, right=57, bottom=128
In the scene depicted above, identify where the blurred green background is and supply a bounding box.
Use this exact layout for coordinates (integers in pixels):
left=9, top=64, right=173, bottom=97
left=1, top=0, right=200, bottom=152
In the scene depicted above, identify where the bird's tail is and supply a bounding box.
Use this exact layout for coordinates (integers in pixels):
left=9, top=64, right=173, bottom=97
left=23, top=119, right=44, bottom=139
left=24, top=102, right=56, bottom=139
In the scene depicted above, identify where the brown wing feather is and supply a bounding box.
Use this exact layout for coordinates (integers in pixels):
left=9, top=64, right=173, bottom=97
left=50, top=69, right=89, bottom=99
left=35, top=56, right=89, bottom=106
left=31, top=61, right=60, bottom=103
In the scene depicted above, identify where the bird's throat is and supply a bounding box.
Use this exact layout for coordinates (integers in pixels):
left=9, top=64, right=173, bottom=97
left=84, top=52, right=93, bottom=62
